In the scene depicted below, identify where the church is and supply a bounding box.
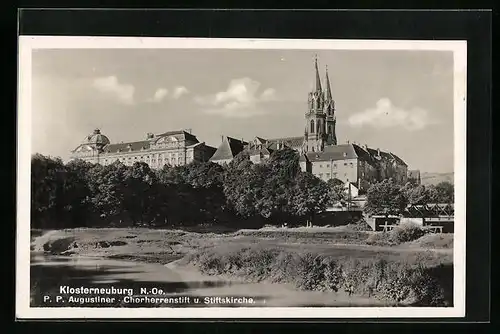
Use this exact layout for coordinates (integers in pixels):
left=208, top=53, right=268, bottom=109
left=209, top=56, right=408, bottom=191
left=70, top=56, right=408, bottom=192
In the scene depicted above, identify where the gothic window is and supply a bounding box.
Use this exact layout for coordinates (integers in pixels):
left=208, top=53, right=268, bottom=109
left=310, top=120, right=315, bottom=133
left=312, top=147, right=315, bottom=152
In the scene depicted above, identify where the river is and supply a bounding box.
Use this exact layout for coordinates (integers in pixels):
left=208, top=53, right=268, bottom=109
left=30, top=253, right=387, bottom=308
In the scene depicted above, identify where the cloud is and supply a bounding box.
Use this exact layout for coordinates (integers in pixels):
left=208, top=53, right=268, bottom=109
left=194, top=77, right=277, bottom=118
left=348, top=98, right=437, bottom=131
left=260, top=88, right=277, bottom=101
left=92, top=76, right=135, bottom=105
left=148, top=88, right=168, bottom=103
left=172, top=86, right=189, bottom=99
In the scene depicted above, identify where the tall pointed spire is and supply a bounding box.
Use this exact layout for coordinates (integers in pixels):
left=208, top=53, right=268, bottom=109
left=314, top=54, right=322, bottom=92
left=325, top=64, right=332, bottom=100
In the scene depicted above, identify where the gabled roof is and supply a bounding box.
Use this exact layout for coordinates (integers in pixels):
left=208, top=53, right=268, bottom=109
left=389, top=152, right=408, bottom=167
left=203, top=145, right=217, bottom=160
left=351, top=144, right=374, bottom=162
left=209, top=136, right=248, bottom=161
left=247, top=146, right=272, bottom=156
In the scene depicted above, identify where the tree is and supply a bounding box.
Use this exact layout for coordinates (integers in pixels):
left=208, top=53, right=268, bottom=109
left=156, top=164, right=189, bottom=185
left=403, top=183, right=430, bottom=206
left=365, top=178, right=408, bottom=216
left=185, top=161, right=225, bottom=189
left=31, top=154, right=67, bottom=228
left=267, top=147, right=301, bottom=181
left=434, top=181, right=454, bottom=204
left=86, top=161, right=129, bottom=225
left=290, top=171, right=331, bottom=223
left=122, top=162, right=158, bottom=226
left=63, top=159, right=96, bottom=226
left=327, top=178, right=347, bottom=204
left=184, top=161, right=228, bottom=224
left=223, top=162, right=268, bottom=219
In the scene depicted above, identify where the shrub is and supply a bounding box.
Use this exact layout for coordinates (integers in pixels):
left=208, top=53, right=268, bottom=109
left=269, top=251, right=299, bottom=283
left=390, top=222, right=426, bottom=243
left=365, top=232, right=396, bottom=246
left=321, top=258, right=343, bottom=292
left=184, top=244, right=452, bottom=306
left=295, top=253, right=326, bottom=290
left=346, top=219, right=372, bottom=232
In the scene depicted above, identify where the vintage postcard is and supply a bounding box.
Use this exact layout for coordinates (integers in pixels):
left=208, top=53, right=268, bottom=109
left=16, top=37, right=466, bottom=319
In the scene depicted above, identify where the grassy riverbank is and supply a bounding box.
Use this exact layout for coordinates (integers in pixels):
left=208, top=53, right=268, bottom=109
left=31, top=226, right=454, bottom=306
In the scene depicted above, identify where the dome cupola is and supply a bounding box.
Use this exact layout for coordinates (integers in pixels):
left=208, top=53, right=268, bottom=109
left=84, top=128, right=110, bottom=146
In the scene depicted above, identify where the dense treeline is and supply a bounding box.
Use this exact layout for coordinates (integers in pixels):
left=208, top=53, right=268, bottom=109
left=31, top=149, right=331, bottom=229
left=365, top=178, right=455, bottom=216
left=31, top=150, right=454, bottom=229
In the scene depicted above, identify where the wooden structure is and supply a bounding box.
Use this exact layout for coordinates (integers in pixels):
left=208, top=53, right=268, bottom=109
left=367, top=215, right=400, bottom=232
left=403, top=203, right=454, bottom=233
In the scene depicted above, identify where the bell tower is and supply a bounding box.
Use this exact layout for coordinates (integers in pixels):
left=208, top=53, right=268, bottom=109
left=303, top=55, right=328, bottom=153
left=324, top=65, right=337, bottom=145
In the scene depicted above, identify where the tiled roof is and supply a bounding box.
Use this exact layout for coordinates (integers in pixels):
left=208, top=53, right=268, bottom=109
left=247, top=147, right=272, bottom=156
left=104, top=140, right=150, bottom=154
left=389, top=152, right=408, bottom=166
left=266, top=136, right=304, bottom=150
left=99, top=130, right=200, bottom=154
left=157, top=130, right=199, bottom=143
left=210, top=136, right=248, bottom=161
left=304, top=144, right=358, bottom=162
left=204, top=145, right=217, bottom=160
left=351, top=144, right=374, bottom=162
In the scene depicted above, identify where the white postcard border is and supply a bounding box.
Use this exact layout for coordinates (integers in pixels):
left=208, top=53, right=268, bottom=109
left=17, top=36, right=467, bottom=319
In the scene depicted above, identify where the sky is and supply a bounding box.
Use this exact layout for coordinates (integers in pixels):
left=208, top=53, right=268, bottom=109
left=30, top=48, right=454, bottom=173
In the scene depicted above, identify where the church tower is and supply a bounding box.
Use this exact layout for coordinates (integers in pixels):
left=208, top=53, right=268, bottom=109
left=324, top=65, right=337, bottom=145
left=303, top=56, right=329, bottom=153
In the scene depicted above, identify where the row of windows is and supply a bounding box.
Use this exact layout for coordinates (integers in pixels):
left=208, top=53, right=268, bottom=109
left=317, top=162, right=355, bottom=169
left=309, top=120, right=334, bottom=134
left=102, top=150, right=199, bottom=164
left=104, top=156, right=185, bottom=164
left=111, top=157, right=194, bottom=167
left=313, top=172, right=349, bottom=180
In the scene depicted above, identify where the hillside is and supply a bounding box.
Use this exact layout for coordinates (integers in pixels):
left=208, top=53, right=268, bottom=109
left=420, top=172, right=454, bottom=186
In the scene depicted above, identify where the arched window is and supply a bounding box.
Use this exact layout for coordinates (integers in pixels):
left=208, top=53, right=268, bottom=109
left=317, top=120, right=321, bottom=133
left=310, top=120, right=315, bottom=133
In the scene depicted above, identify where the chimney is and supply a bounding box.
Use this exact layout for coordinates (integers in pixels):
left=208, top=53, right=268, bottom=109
left=377, top=148, right=381, bottom=156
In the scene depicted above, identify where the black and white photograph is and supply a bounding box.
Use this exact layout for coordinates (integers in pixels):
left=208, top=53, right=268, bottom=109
left=16, top=36, right=467, bottom=319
